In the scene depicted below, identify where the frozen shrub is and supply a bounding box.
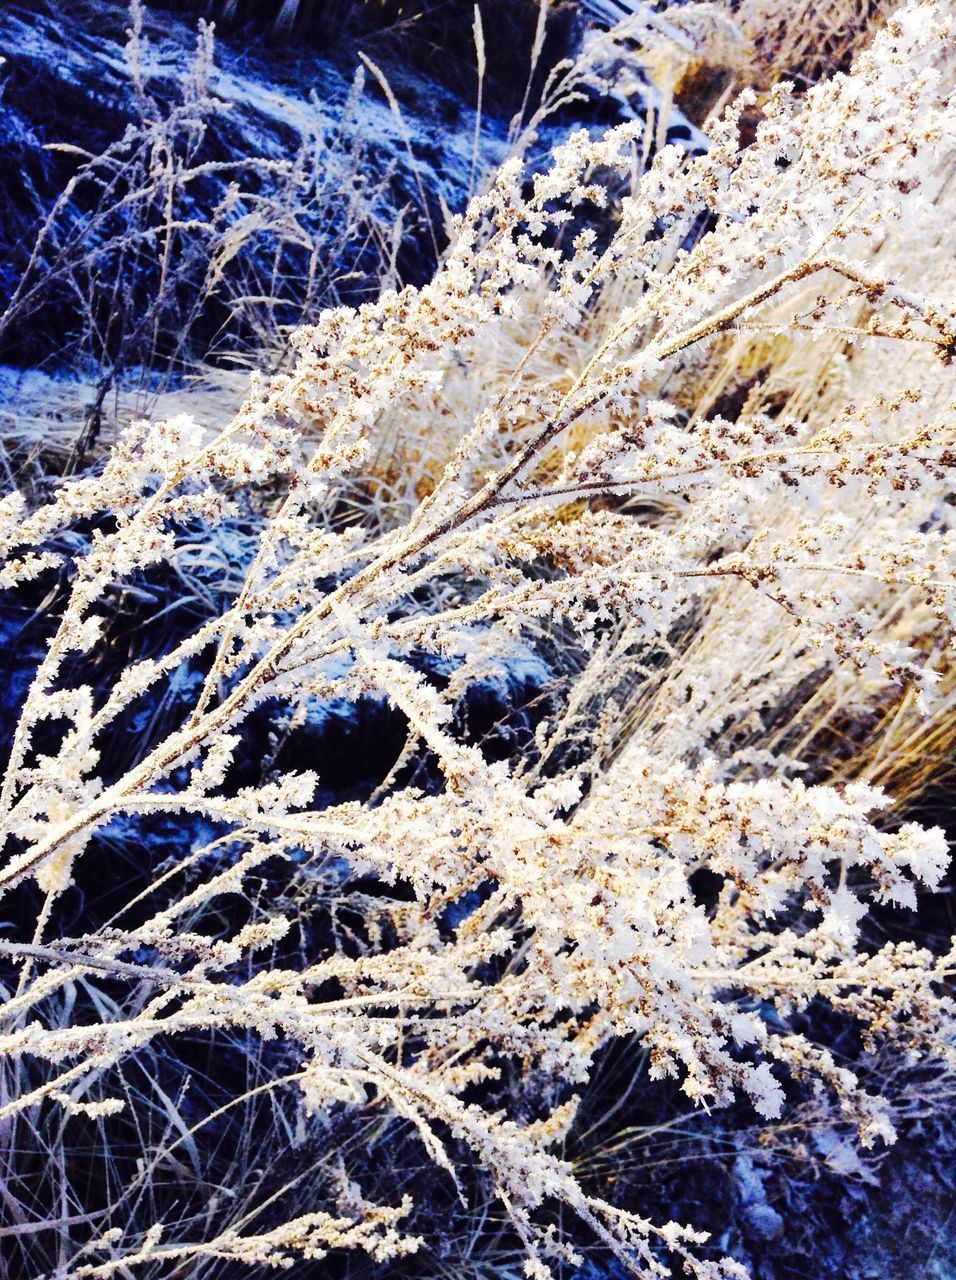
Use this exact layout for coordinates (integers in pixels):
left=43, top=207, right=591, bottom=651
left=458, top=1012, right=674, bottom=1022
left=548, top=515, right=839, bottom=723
left=0, top=3, right=954, bottom=1277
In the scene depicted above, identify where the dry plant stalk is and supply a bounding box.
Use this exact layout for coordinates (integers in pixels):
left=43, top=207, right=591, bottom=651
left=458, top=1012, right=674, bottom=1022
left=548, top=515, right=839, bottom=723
left=1, top=4, right=955, bottom=1277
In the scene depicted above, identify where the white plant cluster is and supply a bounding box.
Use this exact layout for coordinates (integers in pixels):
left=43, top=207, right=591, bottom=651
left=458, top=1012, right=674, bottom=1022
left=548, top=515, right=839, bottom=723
left=1, top=5, right=955, bottom=1277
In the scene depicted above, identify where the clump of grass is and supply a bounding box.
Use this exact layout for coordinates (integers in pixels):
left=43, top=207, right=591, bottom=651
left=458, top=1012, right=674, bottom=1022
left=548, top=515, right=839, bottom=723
left=0, top=1, right=399, bottom=471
